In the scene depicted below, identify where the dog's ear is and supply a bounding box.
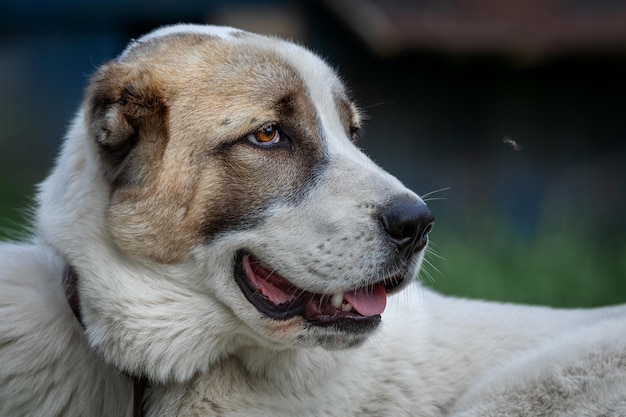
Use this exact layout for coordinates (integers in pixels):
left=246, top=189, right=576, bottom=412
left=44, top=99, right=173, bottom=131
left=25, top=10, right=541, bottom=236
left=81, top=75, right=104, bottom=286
left=85, top=62, right=168, bottom=185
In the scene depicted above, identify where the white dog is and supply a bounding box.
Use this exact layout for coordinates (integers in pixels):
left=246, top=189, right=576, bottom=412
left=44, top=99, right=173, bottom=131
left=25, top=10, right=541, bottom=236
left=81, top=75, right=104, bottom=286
left=1, top=24, right=625, bottom=417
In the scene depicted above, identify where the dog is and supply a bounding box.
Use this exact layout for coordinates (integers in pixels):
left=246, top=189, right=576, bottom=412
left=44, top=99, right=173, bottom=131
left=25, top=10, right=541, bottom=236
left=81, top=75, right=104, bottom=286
left=1, top=24, right=625, bottom=417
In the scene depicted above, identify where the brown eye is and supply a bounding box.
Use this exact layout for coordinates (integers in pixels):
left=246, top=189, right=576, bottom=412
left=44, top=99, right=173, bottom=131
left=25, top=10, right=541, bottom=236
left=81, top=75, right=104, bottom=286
left=247, top=123, right=281, bottom=146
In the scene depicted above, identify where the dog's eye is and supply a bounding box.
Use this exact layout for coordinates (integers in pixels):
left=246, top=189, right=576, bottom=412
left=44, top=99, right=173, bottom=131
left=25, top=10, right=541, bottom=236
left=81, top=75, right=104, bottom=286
left=247, top=123, right=281, bottom=147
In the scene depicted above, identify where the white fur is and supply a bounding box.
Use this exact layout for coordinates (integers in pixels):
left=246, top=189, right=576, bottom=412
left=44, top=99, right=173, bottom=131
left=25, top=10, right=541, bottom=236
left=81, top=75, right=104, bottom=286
left=449, top=309, right=626, bottom=417
left=1, top=24, right=625, bottom=417
left=148, top=290, right=626, bottom=416
left=119, top=24, right=242, bottom=58
left=0, top=243, right=132, bottom=416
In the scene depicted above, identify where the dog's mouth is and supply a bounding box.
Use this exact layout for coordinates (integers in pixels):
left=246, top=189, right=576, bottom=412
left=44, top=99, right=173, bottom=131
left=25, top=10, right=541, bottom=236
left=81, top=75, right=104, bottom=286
left=234, top=251, right=407, bottom=327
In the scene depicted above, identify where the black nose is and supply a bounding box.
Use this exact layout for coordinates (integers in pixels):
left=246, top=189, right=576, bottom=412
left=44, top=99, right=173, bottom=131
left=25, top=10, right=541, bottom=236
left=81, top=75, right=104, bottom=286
left=379, top=195, right=434, bottom=256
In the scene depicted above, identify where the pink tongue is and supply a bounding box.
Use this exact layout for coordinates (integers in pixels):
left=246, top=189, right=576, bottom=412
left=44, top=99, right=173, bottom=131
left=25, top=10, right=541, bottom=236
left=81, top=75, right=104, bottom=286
left=343, top=284, right=387, bottom=316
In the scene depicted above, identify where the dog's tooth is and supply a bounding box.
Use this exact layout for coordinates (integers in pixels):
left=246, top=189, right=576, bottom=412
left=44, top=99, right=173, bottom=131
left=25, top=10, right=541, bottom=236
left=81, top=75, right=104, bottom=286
left=342, top=302, right=353, bottom=312
left=331, top=292, right=344, bottom=309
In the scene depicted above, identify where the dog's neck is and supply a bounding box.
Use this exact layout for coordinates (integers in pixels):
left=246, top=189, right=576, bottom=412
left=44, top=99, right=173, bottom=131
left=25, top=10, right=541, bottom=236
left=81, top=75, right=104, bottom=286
left=63, top=265, right=147, bottom=417
left=62, top=264, right=350, bottom=413
left=237, top=343, right=347, bottom=382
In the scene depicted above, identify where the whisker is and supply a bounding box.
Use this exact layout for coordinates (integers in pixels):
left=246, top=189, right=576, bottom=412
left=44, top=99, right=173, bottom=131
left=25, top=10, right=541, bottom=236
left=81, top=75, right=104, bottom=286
left=426, top=247, right=447, bottom=261
left=420, top=187, right=451, bottom=199
left=418, top=268, right=435, bottom=284
left=421, top=257, right=442, bottom=276
left=292, top=287, right=309, bottom=300
left=361, top=101, right=394, bottom=110
left=422, top=197, right=448, bottom=203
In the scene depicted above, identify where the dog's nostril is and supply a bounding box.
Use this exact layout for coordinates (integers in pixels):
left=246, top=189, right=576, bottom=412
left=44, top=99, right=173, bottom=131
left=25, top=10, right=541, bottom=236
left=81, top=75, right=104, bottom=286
left=421, top=222, right=434, bottom=240
left=379, top=195, right=435, bottom=256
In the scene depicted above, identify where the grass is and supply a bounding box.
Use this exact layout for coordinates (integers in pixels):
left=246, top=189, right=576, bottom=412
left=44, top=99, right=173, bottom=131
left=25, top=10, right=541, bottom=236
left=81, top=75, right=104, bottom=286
left=0, top=178, right=34, bottom=241
left=423, top=218, right=626, bottom=308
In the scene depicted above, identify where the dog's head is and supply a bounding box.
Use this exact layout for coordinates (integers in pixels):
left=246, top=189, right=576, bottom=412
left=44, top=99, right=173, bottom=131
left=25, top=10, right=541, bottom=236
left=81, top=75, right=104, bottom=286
left=37, top=25, right=433, bottom=382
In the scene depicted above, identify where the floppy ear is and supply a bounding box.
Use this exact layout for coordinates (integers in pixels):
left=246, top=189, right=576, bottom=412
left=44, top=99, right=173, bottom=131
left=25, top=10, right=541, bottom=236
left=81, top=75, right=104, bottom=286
left=85, top=62, right=168, bottom=185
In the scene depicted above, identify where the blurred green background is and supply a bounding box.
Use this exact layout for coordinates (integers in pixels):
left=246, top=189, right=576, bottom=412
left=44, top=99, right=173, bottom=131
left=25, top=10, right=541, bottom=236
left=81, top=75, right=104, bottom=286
left=1, top=0, right=625, bottom=307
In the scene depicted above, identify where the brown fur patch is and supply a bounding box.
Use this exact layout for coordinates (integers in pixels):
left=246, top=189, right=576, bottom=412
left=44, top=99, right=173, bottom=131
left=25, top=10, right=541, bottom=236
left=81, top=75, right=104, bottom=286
left=85, top=32, right=337, bottom=263
left=86, top=63, right=169, bottom=186
left=331, top=86, right=362, bottom=142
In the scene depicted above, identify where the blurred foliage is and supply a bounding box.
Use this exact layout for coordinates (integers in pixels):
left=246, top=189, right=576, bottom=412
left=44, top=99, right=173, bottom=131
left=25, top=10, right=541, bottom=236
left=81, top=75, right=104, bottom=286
left=424, top=216, right=626, bottom=308
left=0, top=178, right=33, bottom=240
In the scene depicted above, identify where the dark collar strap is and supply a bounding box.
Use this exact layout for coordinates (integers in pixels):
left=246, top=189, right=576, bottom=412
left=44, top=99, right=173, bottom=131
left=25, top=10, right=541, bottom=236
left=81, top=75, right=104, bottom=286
left=133, top=377, right=148, bottom=417
left=64, top=266, right=82, bottom=324
left=63, top=266, right=146, bottom=417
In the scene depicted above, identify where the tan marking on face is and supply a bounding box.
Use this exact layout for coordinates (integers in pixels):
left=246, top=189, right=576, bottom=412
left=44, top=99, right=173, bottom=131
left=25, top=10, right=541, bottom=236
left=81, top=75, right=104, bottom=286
left=260, top=317, right=304, bottom=342
left=86, top=33, right=332, bottom=263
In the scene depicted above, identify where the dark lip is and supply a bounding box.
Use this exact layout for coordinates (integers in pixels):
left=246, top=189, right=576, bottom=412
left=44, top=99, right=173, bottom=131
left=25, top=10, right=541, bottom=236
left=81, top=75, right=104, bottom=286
left=233, top=251, right=409, bottom=328
left=234, top=251, right=306, bottom=320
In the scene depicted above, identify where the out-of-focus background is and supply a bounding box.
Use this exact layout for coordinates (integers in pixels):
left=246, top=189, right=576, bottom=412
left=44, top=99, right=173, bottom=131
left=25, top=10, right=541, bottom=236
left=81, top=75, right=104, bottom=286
left=1, top=0, right=625, bottom=307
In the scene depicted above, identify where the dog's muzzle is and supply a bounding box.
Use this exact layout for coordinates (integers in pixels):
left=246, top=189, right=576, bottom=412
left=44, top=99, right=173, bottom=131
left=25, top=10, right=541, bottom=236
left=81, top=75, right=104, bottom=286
left=233, top=195, right=434, bottom=332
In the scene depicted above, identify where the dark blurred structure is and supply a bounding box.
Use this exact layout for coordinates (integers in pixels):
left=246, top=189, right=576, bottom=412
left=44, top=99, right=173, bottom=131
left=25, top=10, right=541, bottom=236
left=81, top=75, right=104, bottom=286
left=1, top=0, right=625, bottom=304
left=324, top=0, right=626, bottom=56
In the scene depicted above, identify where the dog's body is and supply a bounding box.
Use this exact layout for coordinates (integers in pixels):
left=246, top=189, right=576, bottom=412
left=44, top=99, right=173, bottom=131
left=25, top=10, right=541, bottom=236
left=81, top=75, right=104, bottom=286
left=1, top=25, right=625, bottom=417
